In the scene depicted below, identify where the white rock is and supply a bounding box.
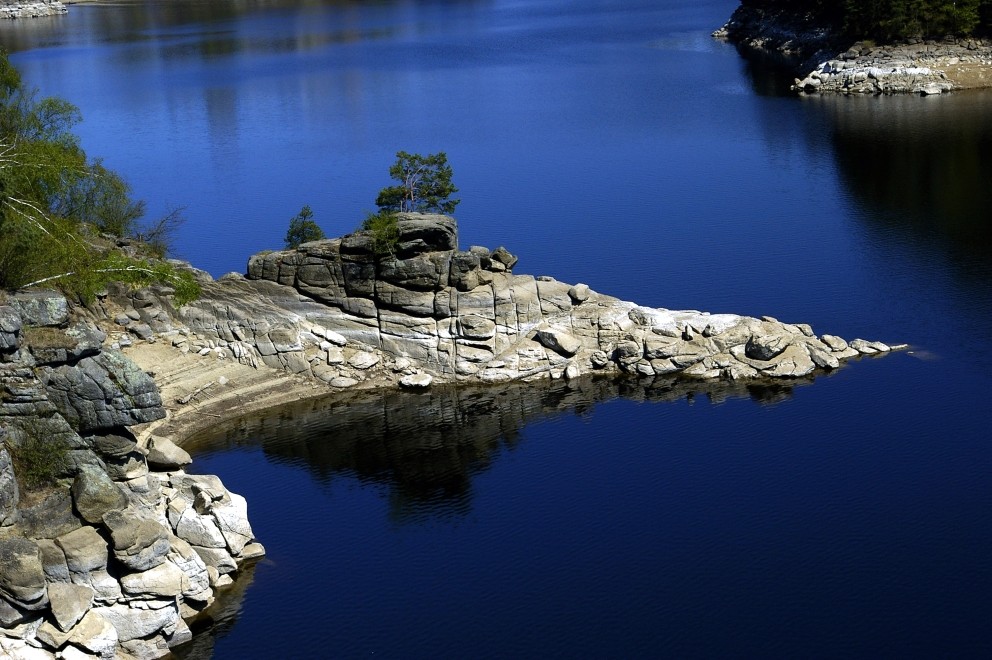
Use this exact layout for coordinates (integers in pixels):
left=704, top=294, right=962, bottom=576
left=210, top=493, right=254, bottom=555
left=120, top=561, right=186, bottom=598
left=348, top=351, right=380, bottom=370
left=67, top=610, right=118, bottom=657
left=399, top=373, right=433, bottom=389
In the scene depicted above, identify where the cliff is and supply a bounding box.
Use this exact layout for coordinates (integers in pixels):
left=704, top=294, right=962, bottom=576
left=0, top=292, right=263, bottom=659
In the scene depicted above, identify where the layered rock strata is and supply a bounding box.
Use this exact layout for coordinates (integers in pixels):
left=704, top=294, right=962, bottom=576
left=715, top=4, right=992, bottom=95
left=0, top=292, right=263, bottom=659
left=108, top=214, right=898, bottom=402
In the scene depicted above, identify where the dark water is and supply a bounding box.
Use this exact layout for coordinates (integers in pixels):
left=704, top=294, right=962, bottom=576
left=4, top=0, right=992, bottom=657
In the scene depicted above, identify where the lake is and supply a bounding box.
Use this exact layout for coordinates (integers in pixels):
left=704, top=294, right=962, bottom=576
left=3, top=0, right=992, bottom=657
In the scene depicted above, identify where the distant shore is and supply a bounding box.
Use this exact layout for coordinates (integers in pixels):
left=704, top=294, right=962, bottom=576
left=0, top=0, right=66, bottom=20
left=714, top=4, right=992, bottom=95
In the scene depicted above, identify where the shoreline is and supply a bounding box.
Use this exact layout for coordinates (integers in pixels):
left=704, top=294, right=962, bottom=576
left=715, top=4, right=992, bottom=95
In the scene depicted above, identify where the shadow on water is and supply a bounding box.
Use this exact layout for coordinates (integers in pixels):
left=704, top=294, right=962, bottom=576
left=808, top=92, right=992, bottom=254
left=173, top=369, right=850, bottom=658
left=184, top=369, right=843, bottom=520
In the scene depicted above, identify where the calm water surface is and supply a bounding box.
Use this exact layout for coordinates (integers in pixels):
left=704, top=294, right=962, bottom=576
left=3, top=0, right=992, bottom=657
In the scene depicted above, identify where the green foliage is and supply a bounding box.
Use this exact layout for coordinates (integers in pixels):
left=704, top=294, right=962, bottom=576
left=361, top=210, right=399, bottom=257
left=742, top=0, right=991, bottom=38
left=0, top=51, right=195, bottom=305
left=284, top=204, right=325, bottom=249
left=6, top=425, right=71, bottom=491
left=376, top=151, right=460, bottom=215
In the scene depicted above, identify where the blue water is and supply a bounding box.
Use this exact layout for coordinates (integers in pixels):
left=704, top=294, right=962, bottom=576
left=4, top=0, right=992, bottom=657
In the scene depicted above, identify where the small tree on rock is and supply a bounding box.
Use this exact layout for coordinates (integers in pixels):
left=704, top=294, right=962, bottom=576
left=376, top=151, right=459, bottom=215
left=284, top=205, right=324, bottom=249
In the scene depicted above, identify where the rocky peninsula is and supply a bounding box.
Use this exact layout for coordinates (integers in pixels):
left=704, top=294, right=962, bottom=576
left=0, top=214, right=901, bottom=658
left=714, top=3, right=992, bottom=95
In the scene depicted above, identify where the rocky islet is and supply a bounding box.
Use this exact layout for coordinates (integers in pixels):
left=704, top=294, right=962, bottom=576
left=1, top=213, right=901, bottom=657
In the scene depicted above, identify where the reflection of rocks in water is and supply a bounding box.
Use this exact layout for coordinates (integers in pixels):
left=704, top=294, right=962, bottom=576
left=809, top=93, right=992, bottom=252
left=187, top=372, right=830, bottom=519
left=171, top=560, right=260, bottom=660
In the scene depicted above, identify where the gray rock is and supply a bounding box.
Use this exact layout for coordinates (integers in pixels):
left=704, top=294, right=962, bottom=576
left=42, top=351, right=165, bottom=434
left=209, top=493, right=255, bottom=556
left=0, top=537, right=48, bottom=610
left=91, top=598, right=179, bottom=643
left=192, top=546, right=237, bottom=574
left=36, top=539, right=69, bottom=583
left=820, top=334, right=849, bottom=351
left=395, top=213, right=458, bottom=256
left=48, top=582, right=93, bottom=632
left=567, top=283, right=591, bottom=304
left=36, top=619, right=72, bottom=649
left=491, top=246, right=518, bottom=270
left=763, top=343, right=817, bottom=378
left=174, top=507, right=227, bottom=549
left=590, top=350, right=610, bottom=369
left=807, top=344, right=840, bottom=370
left=68, top=609, right=119, bottom=655
left=9, top=291, right=68, bottom=328
left=55, top=526, right=108, bottom=574
left=120, top=560, right=187, bottom=598
left=849, top=338, right=878, bottom=354
left=0, top=305, right=21, bottom=353
left=348, top=351, right=380, bottom=370
left=27, top=322, right=105, bottom=365
left=534, top=328, right=582, bottom=357
left=145, top=436, right=192, bottom=471
left=129, top=323, right=154, bottom=340
left=745, top=333, right=793, bottom=361
left=16, top=490, right=81, bottom=540
left=0, top=446, right=19, bottom=526
left=102, top=510, right=171, bottom=571
left=458, top=315, right=496, bottom=340
left=71, top=465, right=127, bottom=524
left=166, top=536, right=211, bottom=602
left=399, top=373, right=433, bottom=389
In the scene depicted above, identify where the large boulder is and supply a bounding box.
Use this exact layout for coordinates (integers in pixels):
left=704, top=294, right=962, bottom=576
left=0, top=306, right=21, bottom=353
left=102, top=510, right=171, bottom=572
left=48, top=582, right=93, bottom=633
left=71, top=465, right=127, bottom=524
left=9, top=291, right=68, bottom=328
left=394, top=213, right=458, bottom=256
left=42, top=351, right=165, bottom=433
left=145, top=436, right=192, bottom=471
left=0, top=537, right=48, bottom=611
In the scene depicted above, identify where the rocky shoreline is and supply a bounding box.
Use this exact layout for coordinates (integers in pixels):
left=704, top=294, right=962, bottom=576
left=1, top=214, right=902, bottom=658
left=0, top=0, right=65, bottom=19
left=714, top=4, right=992, bottom=95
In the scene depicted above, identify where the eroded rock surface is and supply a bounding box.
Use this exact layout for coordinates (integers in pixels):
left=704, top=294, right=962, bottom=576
left=135, top=214, right=898, bottom=393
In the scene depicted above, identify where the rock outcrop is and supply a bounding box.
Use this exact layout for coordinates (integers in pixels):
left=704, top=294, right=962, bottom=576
left=0, top=0, right=66, bottom=19
left=0, top=291, right=264, bottom=659
left=117, top=213, right=896, bottom=393
left=2, top=214, right=899, bottom=657
left=714, top=4, right=992, bottom=95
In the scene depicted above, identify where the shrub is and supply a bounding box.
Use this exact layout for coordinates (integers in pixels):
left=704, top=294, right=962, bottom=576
left=361, top=210, right=399, bottom=257
left=6, top=421, right=71, bottom=491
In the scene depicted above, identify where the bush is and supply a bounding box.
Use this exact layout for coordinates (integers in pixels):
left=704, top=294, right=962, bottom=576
left=285, top=205, right=325, bottom=249
left=361, top=210, right=399, bottom=257
left=6, top=422, right=71, bottom=491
